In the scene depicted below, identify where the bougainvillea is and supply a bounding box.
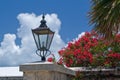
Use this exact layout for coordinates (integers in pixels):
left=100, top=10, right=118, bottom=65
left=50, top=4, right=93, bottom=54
left=58, top=31, right=120, bottom=67
left=47, top=57, right=54, bottom=62
left=58, top=31, right=99, bottom=67
left=106, top=53, right=120, bottom=67
left=47, top=54, right=56, bottom=62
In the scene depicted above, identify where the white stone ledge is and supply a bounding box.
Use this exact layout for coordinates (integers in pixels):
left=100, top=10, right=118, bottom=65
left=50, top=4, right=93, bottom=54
left=69, top=67, right=116, bottom=72
left=20, top=62, right=75, bottom=76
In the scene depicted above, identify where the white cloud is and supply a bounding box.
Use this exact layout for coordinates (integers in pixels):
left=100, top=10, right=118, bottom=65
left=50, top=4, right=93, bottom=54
left=0, top=34, right=20, bottom=55
left=0, top=13, right=65, bottom=66
left=64, top=32, right=85, bottom=49
left=69, top=32, right=85, bottom=43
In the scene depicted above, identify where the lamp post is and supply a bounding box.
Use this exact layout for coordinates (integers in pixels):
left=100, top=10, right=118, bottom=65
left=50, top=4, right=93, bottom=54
left=32, top=15, right=55, bottom=61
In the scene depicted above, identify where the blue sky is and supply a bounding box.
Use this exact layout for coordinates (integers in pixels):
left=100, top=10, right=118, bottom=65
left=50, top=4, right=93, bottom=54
left=0, top=0, right=93, bottom=66
left=0, top=0, right=92, bottom=43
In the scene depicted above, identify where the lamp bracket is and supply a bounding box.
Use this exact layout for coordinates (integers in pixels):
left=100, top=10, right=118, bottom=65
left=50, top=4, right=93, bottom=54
left=36, top=49, right=51, bottom=58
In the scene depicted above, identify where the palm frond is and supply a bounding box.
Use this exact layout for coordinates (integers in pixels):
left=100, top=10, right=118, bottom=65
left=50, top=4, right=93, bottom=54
left=89, top=0, right=120, bottom=39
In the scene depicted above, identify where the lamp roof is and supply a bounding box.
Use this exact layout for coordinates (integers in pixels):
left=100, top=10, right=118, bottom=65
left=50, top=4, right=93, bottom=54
left=39, top=14, right=47, bottom=28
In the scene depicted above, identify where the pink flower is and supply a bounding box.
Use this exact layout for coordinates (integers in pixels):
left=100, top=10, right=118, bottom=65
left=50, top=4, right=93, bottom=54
left=58, top=32, right=120, bottom=67
left=47, top=57, right=54, bottom=62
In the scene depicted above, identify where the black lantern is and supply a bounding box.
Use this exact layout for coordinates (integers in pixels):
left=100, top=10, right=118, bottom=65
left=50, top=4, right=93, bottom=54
left=32, top=15, right=55, bottom=61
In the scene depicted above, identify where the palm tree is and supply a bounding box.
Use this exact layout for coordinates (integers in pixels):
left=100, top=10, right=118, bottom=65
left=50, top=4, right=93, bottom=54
left=89, top=0, right=120, bottom=39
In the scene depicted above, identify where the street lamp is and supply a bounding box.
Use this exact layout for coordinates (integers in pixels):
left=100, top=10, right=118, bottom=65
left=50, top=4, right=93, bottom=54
left=32, top=15, right=55, bottom=61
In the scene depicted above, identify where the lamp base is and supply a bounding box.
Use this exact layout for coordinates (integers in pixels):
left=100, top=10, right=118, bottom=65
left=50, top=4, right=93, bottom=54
left=41, top=56, right=46, bottom=61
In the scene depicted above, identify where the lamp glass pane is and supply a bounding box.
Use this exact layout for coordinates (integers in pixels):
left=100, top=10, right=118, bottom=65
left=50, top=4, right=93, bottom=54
left=39, top=34, right=47, bottom=50
left=33, top=32, right=41, bottom=50
left=46, top=33, right=54, bottom=50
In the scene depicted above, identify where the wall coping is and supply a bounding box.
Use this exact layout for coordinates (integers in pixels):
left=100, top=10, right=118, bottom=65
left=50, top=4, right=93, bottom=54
left=68, top=67, right=117, bottom=72
left=20, top=62, right=75, bottom=76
